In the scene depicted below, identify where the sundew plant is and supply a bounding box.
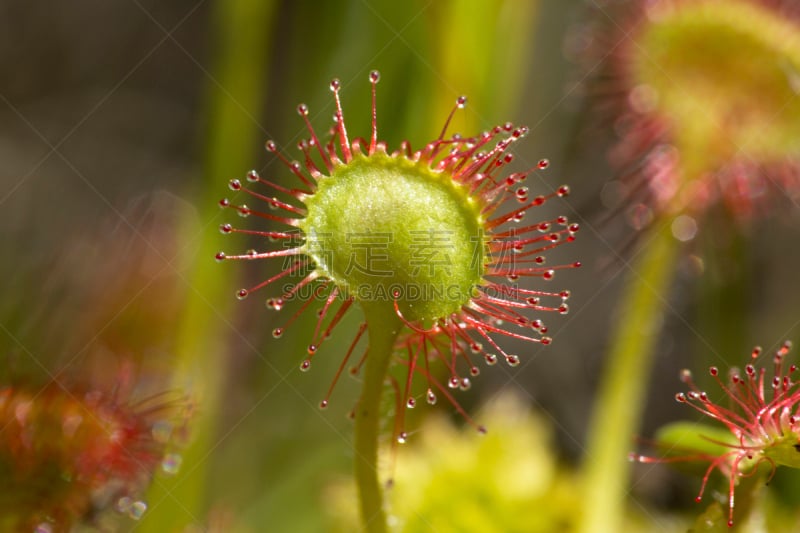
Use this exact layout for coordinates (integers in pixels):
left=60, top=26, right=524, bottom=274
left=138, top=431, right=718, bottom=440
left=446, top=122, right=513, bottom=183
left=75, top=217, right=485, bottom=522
left=3, top=1, right=800, bottom=532
left=217, top=71, right=579, bottom=531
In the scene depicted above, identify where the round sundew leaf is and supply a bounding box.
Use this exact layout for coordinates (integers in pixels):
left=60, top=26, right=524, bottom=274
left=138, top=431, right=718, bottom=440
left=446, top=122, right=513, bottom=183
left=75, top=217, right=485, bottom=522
left=632, top=0, right=800, bottom=169
left=301, top=153, right=485, bottom=323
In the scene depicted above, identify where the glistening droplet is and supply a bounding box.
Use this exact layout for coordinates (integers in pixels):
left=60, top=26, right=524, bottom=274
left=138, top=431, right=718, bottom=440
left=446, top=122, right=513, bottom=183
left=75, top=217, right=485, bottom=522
left=128, top=500, right=147, bottom=520
left=426, top=389, right=437, bottom=405
left=161, top=453, right=182, bottom=475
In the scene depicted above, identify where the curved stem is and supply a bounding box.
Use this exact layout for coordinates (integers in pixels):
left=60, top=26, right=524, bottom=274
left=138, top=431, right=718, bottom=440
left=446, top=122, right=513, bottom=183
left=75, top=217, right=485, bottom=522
left=578, top=221, right=679, bottom=533
left=354, top=304, right=402, bottom=533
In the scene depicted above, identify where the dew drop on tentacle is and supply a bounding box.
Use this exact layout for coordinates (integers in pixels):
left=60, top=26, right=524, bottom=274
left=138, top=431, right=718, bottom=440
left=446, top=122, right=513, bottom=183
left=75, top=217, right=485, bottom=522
left=161, top=453, right=183, bottom=475
left=215, top=251, right=226, bottom=262
left=117, top=496, right=133, bottom=514
left=300, top=359, right=311, bottom=372
left=782, top=340, right=793, bottom=354
left=127, top=500, right=147, bottom=520
left=426, top=388, right=437, bottom=405
left=538, top=159, right=550, bottom=169
left=236, top=289, right=249, bottom=300
left=266, top=298, right=284, bottom=311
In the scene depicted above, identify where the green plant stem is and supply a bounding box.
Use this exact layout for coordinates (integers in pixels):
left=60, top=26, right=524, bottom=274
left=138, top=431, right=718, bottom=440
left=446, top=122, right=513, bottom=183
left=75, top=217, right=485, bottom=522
left=578, top=221, right=679, bottom=533
left=139, top=0, right=276, bottom=529
left=354, top=304, right=402, bottom=533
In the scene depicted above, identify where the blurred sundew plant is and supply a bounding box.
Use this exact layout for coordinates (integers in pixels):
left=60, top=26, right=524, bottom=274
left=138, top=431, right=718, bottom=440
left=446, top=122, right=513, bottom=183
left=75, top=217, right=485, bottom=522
left=0, top=383, right=190, bottom=532
left=0, top=193, right=195, bottom=530
left=216, top=71, right=580, bottom=532
left=576, top=1, right=800, bottom=532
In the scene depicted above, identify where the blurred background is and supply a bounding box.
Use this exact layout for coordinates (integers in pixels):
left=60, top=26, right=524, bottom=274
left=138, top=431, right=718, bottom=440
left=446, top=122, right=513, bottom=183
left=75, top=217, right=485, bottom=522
left=2, top=0, right=800, bottom=531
